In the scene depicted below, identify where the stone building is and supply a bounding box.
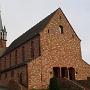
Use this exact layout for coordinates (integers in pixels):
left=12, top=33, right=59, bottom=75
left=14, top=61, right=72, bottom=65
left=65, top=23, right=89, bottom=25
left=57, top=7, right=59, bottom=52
left=0, top=8, right=90, bottom=90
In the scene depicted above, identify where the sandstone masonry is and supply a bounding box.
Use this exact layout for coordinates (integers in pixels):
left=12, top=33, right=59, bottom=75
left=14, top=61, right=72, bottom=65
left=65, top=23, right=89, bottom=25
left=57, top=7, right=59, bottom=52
left=0, top=8, right=90, bottom=90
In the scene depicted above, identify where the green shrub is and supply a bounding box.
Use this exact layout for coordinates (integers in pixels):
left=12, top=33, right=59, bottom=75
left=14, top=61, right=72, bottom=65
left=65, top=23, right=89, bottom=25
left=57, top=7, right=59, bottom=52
left=49, top=77, right=61, bottom=90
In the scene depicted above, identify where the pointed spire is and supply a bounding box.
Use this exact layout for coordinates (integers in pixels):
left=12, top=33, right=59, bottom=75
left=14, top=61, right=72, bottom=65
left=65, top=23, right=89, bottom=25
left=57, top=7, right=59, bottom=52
left=4, top=26, right=6, bottom=32
left=0, top=11, right=3, bottom=31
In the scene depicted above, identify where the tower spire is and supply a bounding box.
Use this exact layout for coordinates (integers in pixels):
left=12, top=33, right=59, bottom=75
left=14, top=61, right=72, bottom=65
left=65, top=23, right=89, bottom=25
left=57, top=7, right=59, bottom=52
left=0, top=11, right=3, bottom=31
left=0, top=11, right=7, bottom=48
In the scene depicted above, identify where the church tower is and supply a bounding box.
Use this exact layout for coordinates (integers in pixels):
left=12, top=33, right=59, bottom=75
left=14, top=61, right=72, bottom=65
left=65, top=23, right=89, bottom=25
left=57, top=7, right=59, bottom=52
left=0, top=12, right=7, bottom=48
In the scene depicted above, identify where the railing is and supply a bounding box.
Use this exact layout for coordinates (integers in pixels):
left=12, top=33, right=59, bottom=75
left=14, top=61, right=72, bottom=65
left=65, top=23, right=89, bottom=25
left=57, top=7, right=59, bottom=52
left=60, top=77, right=85, bottom=90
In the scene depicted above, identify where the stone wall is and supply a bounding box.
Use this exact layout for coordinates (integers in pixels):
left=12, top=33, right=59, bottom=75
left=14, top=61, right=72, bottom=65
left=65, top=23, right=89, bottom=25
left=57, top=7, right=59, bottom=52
left=27, top=9, right=90, bottom=90
left=0, top=33, right=40, bottom=89
left=0, top=65, right=27, bottom=90
left=0, top=8, right=90, bottom=90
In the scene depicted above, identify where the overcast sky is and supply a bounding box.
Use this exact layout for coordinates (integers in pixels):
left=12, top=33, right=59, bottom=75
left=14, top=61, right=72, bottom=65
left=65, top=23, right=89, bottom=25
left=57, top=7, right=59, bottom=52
left=0, top=0, right=90, bottom=64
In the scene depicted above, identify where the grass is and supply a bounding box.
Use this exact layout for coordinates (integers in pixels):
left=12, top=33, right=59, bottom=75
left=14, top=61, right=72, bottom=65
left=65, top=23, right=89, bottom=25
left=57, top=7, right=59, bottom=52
left=32, top=89, right=48, bottom=90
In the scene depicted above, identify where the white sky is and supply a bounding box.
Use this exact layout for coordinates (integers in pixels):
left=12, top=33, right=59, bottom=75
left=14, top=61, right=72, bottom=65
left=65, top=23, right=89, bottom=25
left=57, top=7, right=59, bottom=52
left=0, top=0, right=90, bottom=64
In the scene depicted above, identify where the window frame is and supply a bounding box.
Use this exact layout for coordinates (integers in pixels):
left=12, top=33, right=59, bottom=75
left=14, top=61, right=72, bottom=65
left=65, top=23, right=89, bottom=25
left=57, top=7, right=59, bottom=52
left=59, top=25, right=63, bottom=34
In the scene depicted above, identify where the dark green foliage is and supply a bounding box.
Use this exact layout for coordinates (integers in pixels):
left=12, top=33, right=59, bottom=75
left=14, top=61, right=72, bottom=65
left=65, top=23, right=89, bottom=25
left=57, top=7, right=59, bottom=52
left=49, top=77, right=61, bottom=90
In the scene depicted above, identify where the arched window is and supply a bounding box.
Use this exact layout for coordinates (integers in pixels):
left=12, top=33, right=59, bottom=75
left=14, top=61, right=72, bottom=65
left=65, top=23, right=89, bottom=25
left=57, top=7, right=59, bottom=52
left=53, top=67, right=60, bottom=78
left=59, top=25, right=63, bottom=34
left=0, top=32, right=2, bottom=39
left=0, top=74, right=1, bottom=80
left=20, top=72, right=23, bottom=84
left=48, top=29, right=49, bottom=33
left=61, top=67, right=68, bottom=78
left=22, top=46, right=25, bottom=61
left=69, top=67, right=75, bottom=80
left=0, top=62, right=2, bottom=70
left=9, top=54, right=11, bottom=67
left=4, top=57, right=6, bottom=69
left=11, top=70, right=14, bottom=77
left=30, top=34, right=41, bottom=59
left=31, top=40, right=34, bottom=59
left=5, top=72, right=7, bottom=79
left=19, top=72, right=27, bottom=87
left=15, top=50, right=17, bottom=64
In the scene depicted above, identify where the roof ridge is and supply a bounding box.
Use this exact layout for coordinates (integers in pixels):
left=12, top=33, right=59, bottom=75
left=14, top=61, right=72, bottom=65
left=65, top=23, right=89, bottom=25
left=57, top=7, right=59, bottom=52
left=1, top=8, right=58, bottom=57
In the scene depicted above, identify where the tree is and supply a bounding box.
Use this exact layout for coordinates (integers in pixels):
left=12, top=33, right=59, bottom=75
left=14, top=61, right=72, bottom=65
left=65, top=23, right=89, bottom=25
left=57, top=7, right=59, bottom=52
left=49, top=77, right=61, bottom=90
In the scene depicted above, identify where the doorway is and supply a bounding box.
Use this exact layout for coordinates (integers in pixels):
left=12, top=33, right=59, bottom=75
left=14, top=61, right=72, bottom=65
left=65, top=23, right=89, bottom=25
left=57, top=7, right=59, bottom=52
left=53, top=67, right=60, bottom=78
left=61, top=67, right=68, bottom=78
left=69, top=67, right=75, bottom=80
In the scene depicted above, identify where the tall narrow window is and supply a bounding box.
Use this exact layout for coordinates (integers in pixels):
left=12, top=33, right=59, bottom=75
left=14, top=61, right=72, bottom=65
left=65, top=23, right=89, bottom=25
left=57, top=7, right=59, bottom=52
left=30, top=34, right=41, bottom=59
left=60, top=16, right=61, bottom=19
left=5, top=72, right=7, bottom=79
left=11, top=70, right=14, bottom=77
left=31, top=40, right=34, bottom=59
left=1, top=32, right=2, bottom=39
left=0, top=74, right=1, bottom=80
left=9, top=54, right=11, bottom=67
left=19, top=72, right=27, bottom=86
left=36, top=34, right=41, bottom=56
left=48, top=29, right=49, bottom=33
left=15, top=50, right=17, bottom=64
left=22, top=46, right=25, bottom=61
left=0, top=62, right=2, bottom=71
left=3, top=32, right=4, bottom=40
left=38, top=35, right=41, bottom=56
left=4, top=57, right=6, bottom=69
left=20, top=72, right=23, bottom=84
left=59, top=25, right=63, bottom=34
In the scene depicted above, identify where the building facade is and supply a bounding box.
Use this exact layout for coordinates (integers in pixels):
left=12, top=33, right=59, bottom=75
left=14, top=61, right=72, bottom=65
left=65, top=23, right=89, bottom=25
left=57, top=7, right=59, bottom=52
left=0, top=8, right=90, bottom=90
